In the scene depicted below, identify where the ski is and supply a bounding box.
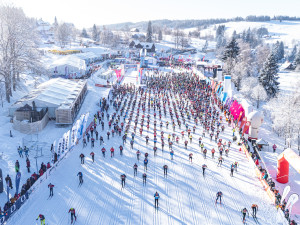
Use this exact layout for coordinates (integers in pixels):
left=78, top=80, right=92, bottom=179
left=251, top=213, right=259, bottom=225
left=47, top=195, right=53, bottom=200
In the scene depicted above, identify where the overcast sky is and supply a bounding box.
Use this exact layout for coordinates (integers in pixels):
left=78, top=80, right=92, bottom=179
left=5, top=0, right=300, bottom=28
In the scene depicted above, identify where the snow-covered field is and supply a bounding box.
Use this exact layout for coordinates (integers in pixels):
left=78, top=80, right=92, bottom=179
left=4, top=70, right=279, bottom=225
left=186, top=20, right=300, bottom=47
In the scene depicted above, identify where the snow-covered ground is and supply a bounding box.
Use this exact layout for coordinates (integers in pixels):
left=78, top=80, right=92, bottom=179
left=190, top=20, right=300, bottom=46
left=4, top=70, right=279, bottom=225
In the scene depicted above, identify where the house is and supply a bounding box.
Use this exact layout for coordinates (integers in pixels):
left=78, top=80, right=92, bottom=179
left=132, top=33, right=145, bottom=40
left=129, top=41, right=155, bottom=53
left=130, top=28, right=140, bottom=32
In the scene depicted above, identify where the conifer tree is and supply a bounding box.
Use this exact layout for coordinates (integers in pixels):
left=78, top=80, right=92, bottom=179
left=259, top=52, right=280, bottom=98
left=146, top=21, right=152, bottom=42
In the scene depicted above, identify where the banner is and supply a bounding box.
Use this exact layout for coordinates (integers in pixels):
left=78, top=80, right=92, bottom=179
left=57, top=138, right=63, bottom=158
left=52, top=140, right=56, bottom=163
left=240, top=117, right=247, bottom=129
left=82, top=113, right=90, bottom=137
left=286, top=193, right=299, bottom=213
left=65, top=130, right=70, bottom=152
left=0, top=168, right=3, bottom=193
left=281, top=185, right=291, bottom=204
left=243, top=121, right=251, bottom=135
left=0, top=192, right=29, bottom=224
left=61, top=133, right=66, bottom=154
left=79, top=114, right=86, bottom=137
left=15, top=172, right=21, bottom=195
left=6, top=183, right=9, bottom=202
left=237, top=111, right=243, bottom=124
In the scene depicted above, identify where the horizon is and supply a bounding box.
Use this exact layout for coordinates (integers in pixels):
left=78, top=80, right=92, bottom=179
left=3, top=0, right=300, bottom=28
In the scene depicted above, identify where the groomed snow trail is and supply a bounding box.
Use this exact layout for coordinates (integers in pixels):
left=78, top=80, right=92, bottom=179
left=7, top=70, right=278, bottom=225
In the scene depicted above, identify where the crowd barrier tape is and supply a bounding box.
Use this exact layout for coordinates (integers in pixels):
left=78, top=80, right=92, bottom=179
left=242, top=144, right=276, bottom=204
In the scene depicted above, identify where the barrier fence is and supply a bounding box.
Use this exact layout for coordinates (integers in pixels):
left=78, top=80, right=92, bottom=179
left=241, top=144, right=289, bottom=225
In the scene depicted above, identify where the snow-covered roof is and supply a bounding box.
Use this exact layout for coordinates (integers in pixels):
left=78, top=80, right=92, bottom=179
left=11, top=78, right=87, bottom=109
left=46, top=55, right=86, bottom=70
left=257, top=138, right=269, bottom=146
left=74, top=52, right=98, bottom=60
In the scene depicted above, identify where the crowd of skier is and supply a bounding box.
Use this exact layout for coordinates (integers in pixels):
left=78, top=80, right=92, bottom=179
left=3, top=67, right=297, bottom=224
left=65, top=69, right=269, bottom=224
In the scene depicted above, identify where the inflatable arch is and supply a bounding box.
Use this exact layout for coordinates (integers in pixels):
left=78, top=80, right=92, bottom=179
left=277, top=148, right=300, bottom=183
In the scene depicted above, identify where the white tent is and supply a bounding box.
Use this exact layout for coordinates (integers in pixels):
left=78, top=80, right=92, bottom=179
left=47, top=55, right=86, bottom=77
left=10, top=78, right=87, bottom=120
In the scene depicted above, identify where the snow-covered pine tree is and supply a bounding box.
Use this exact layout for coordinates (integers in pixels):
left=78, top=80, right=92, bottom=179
left=259, top=52, right=280, bottom=98
left=81, top=28, right=88, bottom=38
left=278, top=41, right=285, bottom=61
left=54, top=16, right=58, bottom=29
left=158, top=30, right=162, bottom=41
left=146, top=21, right=152, bottom=42
left=222, top=37, right=239, bottom=60
left=202, top=40, right=208, bottom=53
left=293, top=48, right=300, bottom=70
left=288, top=45, right=297, bottom=62
left=92, top=24, right=99, bottom=41
left=272, top=41, right=284, bottom=62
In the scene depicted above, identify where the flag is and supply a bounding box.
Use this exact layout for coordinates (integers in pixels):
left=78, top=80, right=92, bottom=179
left=6, top=183, right=9, bottom=202
left=286, top=193, right=299, bottom=213
left=61, top=133, right=66, bottom=154
left=15, top=172, right=21, bottom=195
left=281, top=185, right=291, bottom=204
left=243, top=121, right=251, bottom=135
left=52, top=140, right=56, bottom=163
left=0, top=169, right=3, bottom=193
left=82, top=113, right=90, bottom=137
left=57, top=138, right=63, bottom=158
left=65, top=130, right=70, bottom=152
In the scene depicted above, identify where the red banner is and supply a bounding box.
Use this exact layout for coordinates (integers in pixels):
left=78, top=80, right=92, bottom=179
left=240, top=117, right=247, bottom=129
left=243, top=121, right=251, bottom=135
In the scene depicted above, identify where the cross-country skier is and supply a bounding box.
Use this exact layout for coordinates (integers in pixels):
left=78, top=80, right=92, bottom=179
left=217, top=156, right=223, bottom=166
left=154, top=191, right=160, bottom=208
left=136, top=150, right=141, bottom=160
left=68, top=208, right=77, bottom=223
left=216, top=191, right=223, bottom=204
left=211, top=148, right=215, bottom=159
left=189, top=153, right=193, bottom=163
left=163, top=165, right=168, bottom=177
left=251, top=204, right=258, bottom=218
left=170, top=150, right=174, bottom=160
left=230, top=164, right=235, bottom=177
left=241, top=208, right=249, bottom=223
left=79, top=153, right=85, bottom=164
left=36, top=214, right=45, bottom=225
left=121, top=174, right=126, bottom=188
left=48, top=183, right=54, bottom=197
left=203, top=148, right=207, bottom=159
left=90, top=152, right=95, bottom=162
left=77, top=172, right=83, bottom=185
left=119, top=145, right=123, bottom=156
left=234, top=161, right=238, bottom=172
left=110, top=147, right=115, bottom=157
left=202, top=164, right=207, bottom=176
left=144, top=158, right=148, bottom=171
left=143, top=173, right=147, bottom=185
left=101, top=147, right=106, bottom=157
left=133, top=163, right=138, bottom=176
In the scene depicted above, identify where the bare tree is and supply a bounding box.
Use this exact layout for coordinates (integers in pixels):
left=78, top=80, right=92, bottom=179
left=0, top=5, right=41, bottom=102
left=55, top=22, right=73, bottom=48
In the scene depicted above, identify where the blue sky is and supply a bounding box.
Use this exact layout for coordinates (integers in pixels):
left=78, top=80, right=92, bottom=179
left=6, top=0, right=300, bottom=28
